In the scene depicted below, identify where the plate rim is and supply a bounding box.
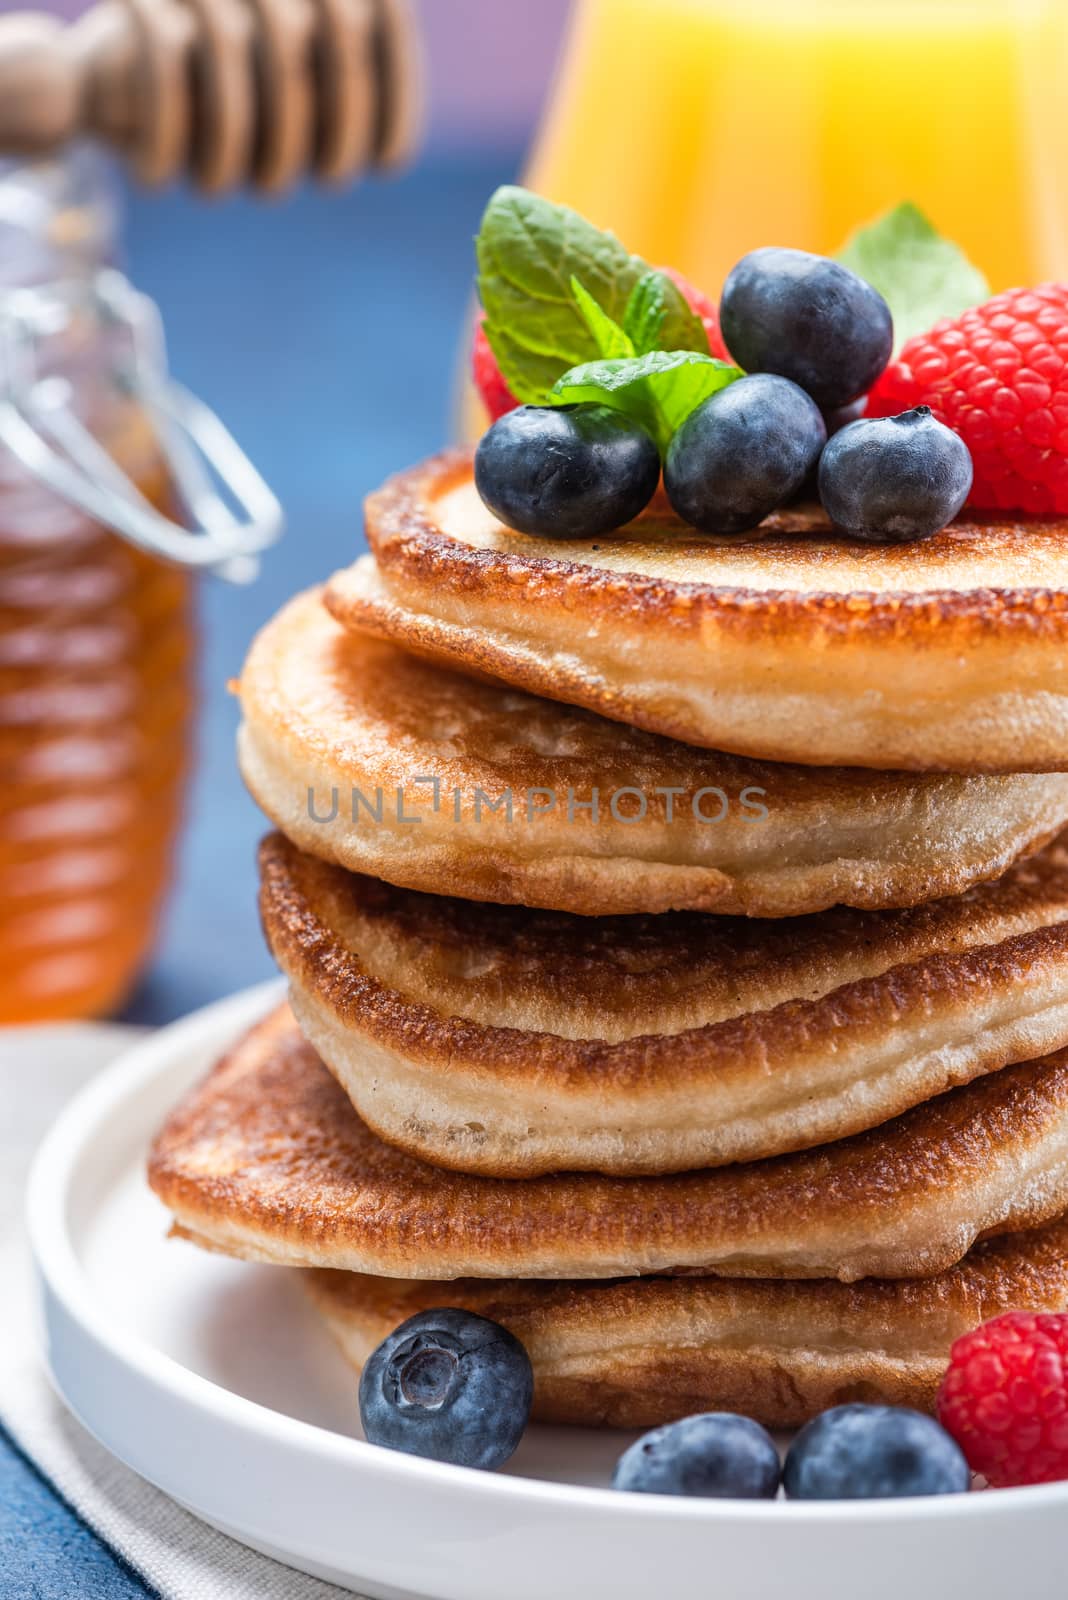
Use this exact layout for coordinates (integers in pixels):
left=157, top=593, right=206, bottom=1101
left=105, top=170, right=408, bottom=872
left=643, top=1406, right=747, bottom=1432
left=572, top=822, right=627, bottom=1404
left=25, top=977, right=1068, bottom=1528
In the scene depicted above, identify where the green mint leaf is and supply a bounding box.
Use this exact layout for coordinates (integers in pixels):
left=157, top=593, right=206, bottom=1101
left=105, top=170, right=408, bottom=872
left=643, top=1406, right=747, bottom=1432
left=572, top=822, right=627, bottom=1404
left=570, top=276, right=635, bottom=359
left=623, top=272, right=667, bottom=354
left=620, top=268, right=703, bottom=356
left=624, top=269, right=709, bottom=357
left=551, top=350, right=742, bottom=452
left=476, top=324, right=566, bottom=405
left=836, top=201, right=990, bottom=350
left=477, top=187, right=650, bottom=403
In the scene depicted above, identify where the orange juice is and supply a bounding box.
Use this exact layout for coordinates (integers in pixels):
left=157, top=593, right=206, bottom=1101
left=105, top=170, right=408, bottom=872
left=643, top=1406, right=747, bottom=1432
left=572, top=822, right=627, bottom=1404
left=527, top=0, right=1068, bottom=294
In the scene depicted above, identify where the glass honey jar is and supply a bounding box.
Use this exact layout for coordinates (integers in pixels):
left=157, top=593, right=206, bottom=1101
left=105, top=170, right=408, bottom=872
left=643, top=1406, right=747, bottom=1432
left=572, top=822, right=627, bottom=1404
left=0, top=150, right=280, bottom=1022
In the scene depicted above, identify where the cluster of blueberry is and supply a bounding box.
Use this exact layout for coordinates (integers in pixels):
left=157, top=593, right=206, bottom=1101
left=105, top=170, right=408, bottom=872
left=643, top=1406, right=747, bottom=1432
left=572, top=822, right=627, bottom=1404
left=474, top=247, right=974, bottom=544
left=616, top=1406, right=969, bottom=1501
left=358, top=1308, right=970, bottom=1499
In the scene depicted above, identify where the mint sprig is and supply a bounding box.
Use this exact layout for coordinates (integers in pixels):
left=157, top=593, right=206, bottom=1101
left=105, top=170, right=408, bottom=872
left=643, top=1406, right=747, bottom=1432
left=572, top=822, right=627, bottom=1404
left=476, top=187, right=709, bottom=407
left=560, top=274, right=741, bottom=446
left=625, top=269, right=707, bottom=356
left=551, top=349, right=742, bottom=453
left=570, top=275, right=634, bottom=360
left=836, top=202, right=989, bottom=350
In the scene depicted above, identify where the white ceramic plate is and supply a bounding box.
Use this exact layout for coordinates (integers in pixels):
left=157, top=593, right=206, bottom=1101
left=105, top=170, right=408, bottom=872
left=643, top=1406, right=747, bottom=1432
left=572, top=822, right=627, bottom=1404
left=26, top=980, right=1068, bottom=1600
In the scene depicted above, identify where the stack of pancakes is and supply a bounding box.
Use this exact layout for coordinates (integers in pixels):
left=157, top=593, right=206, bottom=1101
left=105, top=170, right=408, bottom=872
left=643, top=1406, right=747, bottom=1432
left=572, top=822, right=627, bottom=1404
left=150, top=452, right=1068, bottom=1429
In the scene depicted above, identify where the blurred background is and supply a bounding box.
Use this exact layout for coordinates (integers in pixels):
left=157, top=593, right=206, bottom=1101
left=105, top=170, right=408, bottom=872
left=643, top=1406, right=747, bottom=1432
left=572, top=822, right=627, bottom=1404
left=2, top=0, right=1067, bottom=1026
left=0, top=0, right=573, bottom=1024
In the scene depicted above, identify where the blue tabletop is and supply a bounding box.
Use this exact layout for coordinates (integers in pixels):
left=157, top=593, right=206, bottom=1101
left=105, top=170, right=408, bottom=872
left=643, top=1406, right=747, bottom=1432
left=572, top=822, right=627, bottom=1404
left=3, top=147, right=516, bottom=1599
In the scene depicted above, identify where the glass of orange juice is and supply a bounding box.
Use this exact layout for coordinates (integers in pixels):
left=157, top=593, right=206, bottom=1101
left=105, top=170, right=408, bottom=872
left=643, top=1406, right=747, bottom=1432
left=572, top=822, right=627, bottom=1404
left=526, top=0, right=1068, bottom=295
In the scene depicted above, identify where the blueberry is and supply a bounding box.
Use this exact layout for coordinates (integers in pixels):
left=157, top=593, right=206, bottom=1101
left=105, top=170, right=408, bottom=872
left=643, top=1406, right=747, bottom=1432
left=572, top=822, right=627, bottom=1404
left=818, top=405, right=973, bottom=542
left=474, top=403, right=660, bottom=539
left=783, top=1405, right=971, bottom=1500
left=720, top=247, right=893, bottom=409
left=613, top=1413, right=781, bottom=1499
left=358, top=1308, right=534, bottom=1470
left=664, top=373, right=826, bottom=534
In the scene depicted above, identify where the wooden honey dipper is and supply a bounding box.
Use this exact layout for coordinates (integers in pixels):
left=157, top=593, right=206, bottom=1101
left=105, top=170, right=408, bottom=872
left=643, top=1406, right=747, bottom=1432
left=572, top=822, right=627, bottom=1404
left=0, top=0, right=423, bottom=193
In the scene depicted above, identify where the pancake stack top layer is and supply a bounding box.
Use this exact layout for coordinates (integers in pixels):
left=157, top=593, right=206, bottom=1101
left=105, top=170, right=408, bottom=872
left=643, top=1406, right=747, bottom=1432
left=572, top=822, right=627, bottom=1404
left=150, top=431, right=1068, bottom=1429
left=326, top=452, right=1068, bottom=773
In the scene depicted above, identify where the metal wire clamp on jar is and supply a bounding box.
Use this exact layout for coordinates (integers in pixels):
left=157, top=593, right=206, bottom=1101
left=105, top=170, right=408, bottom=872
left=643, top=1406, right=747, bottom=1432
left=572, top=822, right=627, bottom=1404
left=0, top=152, right=283, bottom=1022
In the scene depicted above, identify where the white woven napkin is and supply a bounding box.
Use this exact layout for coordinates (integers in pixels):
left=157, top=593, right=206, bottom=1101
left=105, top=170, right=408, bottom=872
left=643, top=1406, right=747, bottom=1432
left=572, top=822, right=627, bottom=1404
left=0, top=1022, right=360, bottom=1600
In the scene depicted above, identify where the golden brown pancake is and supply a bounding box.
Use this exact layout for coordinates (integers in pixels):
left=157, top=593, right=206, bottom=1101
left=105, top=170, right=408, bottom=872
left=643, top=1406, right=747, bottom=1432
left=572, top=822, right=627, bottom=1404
left=304, top=1215, right=1068, bottom=1430
left=148, top=1005, right=1068, bottom=1283
left=238, top=589, right=1068, bottom=919
left=325, top=449, right=1068, bottom=773
left=260, top=830, right=1068, bottom=1176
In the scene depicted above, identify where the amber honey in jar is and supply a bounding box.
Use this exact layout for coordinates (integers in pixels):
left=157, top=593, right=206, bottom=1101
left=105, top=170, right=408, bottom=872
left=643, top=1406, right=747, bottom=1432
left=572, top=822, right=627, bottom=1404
left=0, top=152, right=279, bottom=1022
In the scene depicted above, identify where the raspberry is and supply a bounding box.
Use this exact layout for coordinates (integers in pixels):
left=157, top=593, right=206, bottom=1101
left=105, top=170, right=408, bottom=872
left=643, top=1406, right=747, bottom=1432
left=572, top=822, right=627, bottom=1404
left=866, top=284, right=1068, bottom=515
left=661, top=267, right=731, bottom=362
left=472, top=313, right=518, bottom=422
left=937, top=1311, right=1068, bottom=1487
